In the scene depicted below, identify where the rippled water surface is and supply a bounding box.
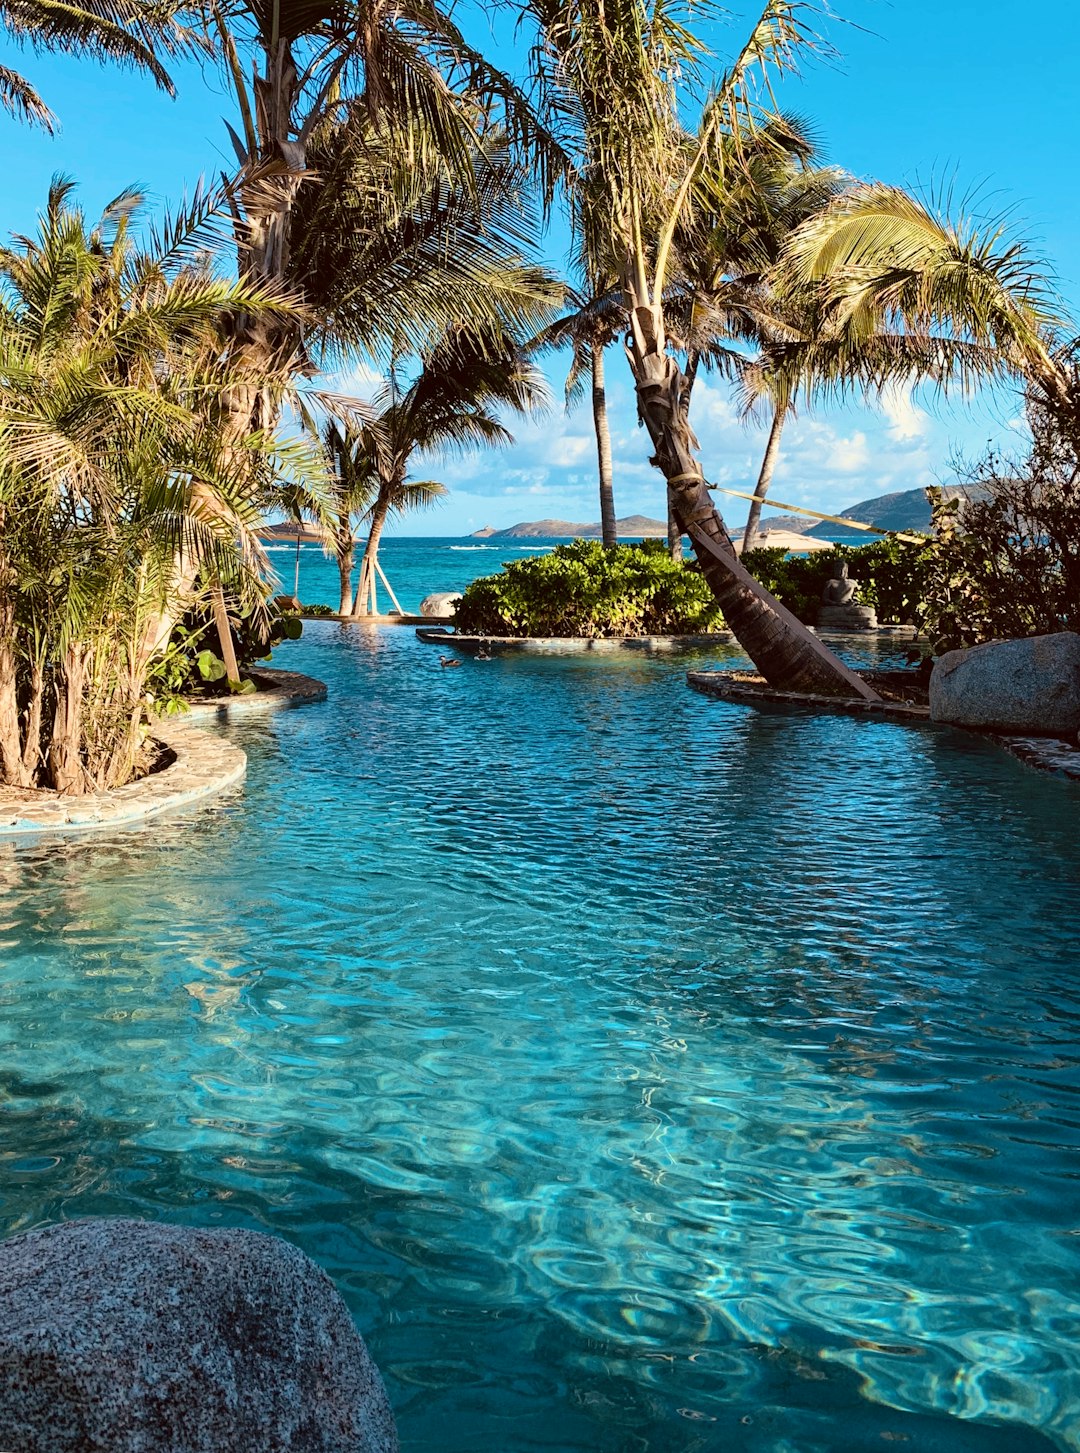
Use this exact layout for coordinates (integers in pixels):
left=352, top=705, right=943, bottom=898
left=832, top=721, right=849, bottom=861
left=3, top=625, right=1080, bottom=1452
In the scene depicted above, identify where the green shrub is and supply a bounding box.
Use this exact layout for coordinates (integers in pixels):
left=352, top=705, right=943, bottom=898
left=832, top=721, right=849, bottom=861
left=454, top=540, right=724, bottom=637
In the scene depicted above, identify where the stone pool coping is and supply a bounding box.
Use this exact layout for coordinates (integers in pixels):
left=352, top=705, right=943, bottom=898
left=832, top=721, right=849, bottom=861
left=687, top=671, right=1080, bottom=782
left=180, top=667, right=327, bottom=719
left=0, top=669, right=328, bottom=837
left=686, top=671, right=931, bottom=723
left=418, top=628, right=735, bottom=654
left=0, top=723, right=246, bottom=837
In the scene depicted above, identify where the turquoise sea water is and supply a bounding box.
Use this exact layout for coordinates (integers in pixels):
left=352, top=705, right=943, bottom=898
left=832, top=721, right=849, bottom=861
left=2, top=622, right=1080, bottom=1452
left=272, top=535, right=568, bottom=613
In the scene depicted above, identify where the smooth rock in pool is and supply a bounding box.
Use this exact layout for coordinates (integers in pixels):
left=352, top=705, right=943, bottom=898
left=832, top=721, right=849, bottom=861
left=0, top=1218, right=398, bottom=1453
left=419, top=592, right=461, bottom=620
left=929, top=631, right=1080, bottom=735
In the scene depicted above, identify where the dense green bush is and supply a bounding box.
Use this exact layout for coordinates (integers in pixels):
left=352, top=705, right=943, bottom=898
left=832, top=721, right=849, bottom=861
left=454, top=540, right=724, bottom=637
left=742, top=538, right=932, bottom=625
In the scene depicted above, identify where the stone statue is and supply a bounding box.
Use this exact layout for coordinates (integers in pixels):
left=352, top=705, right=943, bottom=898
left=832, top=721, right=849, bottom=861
left=822, top=562, right=857, bottom=607
left=818, top=562, right=877, bottom=631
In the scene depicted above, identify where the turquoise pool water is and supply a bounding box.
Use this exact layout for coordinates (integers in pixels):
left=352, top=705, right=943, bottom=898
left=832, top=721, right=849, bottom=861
left=2, top=625, right=1080, bottom=1452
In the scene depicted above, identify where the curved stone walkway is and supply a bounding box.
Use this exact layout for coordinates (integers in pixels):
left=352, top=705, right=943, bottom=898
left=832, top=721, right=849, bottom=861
left=0, top=669, right=326, bottom=837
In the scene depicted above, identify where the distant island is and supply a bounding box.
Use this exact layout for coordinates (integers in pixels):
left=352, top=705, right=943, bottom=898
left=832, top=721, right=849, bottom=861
left=759, top=483, right=985, bottom=539
left=472, top=514, right=667, bottom=539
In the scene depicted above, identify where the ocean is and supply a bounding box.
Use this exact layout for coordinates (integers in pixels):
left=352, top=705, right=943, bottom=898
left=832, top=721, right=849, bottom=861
left=265, top=536, right=596, bottom=614
left=266, top=531, right=868, bottom=615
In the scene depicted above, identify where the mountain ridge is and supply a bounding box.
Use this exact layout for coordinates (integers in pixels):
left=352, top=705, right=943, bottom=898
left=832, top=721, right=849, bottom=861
left=471, top=514, right=667, bottom=539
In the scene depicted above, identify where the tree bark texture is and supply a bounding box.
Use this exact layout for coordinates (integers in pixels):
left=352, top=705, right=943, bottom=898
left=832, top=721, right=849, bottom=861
left=211, top=584, right=242, bottom=687
left=0, top=580, right=31, bottom=789
left=741, top=405, right=786, bottom=553
left=336, top=532, right=356, bottom=616
left=666, top=486, right=683, bottom=561
left=624, top=306, right=877, bottom=700
left=591, top=342, right=617, bottom=546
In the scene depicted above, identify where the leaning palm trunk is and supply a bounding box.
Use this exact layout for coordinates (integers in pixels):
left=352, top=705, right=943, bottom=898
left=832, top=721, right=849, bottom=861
left=590, top=342, right=617, bottom=545
left=666, top=487, right=682, bottom=561
left=625, top=299, right=877, bottom=700
left=742, top=405, right=786, bottom=552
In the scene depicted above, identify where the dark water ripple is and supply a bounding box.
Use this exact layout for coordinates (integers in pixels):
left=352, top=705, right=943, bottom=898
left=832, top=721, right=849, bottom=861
left=1, top=623, right=1079, bottom=1452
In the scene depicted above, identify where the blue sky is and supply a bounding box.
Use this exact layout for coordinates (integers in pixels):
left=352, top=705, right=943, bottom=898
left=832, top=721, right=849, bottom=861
left=4, top=1, right=1078, bottom=534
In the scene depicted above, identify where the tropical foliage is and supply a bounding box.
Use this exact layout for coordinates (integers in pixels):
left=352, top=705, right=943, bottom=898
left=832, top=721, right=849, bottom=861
left=513, top=0, right=879, bottom=698
left=0, top=182, right=314, bottom=793
left=317, top=323, right=549, bottom=617
left=0, top=0, right=184, bottom=130
left=743, top=540, right=931, bottom=628
left=207, top=0, right=564, bottom=437
left=454, top=540, right=723, bottom=638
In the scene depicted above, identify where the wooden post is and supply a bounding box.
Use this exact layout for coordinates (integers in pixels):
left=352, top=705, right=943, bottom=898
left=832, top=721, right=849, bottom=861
left=374, top=558, right=404, bottom=615
left=211, top=582, right=242, bottom=688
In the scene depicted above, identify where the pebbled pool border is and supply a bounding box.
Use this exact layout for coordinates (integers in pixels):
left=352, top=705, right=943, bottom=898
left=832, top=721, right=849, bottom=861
left=0, top=669, right=327, bottom=837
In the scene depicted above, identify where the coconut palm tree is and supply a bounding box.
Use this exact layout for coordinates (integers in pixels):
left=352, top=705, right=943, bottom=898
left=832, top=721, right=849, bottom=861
left=342, top=325, right=548, bottom=617
left=530, top=283, right=625, bottom=544
left=780, top=182, right=1075, bottom=424
left=517, top=0, right=878, bottom=698
left=663, top=117, right=845, bottom=552
left=208, top=0, right=565, bottom=434
left=0, top=0, right=187, bottom=129
left=0, top=180, right=319, bottom=792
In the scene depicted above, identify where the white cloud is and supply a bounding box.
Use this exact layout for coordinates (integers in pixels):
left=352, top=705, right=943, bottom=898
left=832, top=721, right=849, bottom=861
left=880, top=382, right=929, bottom=442
left=825, top=430, right=871, bottom=473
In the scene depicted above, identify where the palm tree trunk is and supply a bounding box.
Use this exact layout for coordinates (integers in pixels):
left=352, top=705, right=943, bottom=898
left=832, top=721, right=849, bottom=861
left=0, top=580, right=31, bottom=789
left=591, top=341, right=617, bottom=546
left=667, top=487, right=682, bottom=561
left=624, top=302, right=877, bottom=700
left=742, top=405, right=786, bottom=553
left=668, top=350, right=699, bottom=560
left=335, top=521, right=356, bottom=615
left=353, top=495, right=392, bottom=619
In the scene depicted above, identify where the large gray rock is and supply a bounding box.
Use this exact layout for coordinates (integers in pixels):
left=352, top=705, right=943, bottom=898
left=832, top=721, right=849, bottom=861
left=0, top=1219, right=398, bottom=1453
left=930, top=632, right=1080, bottom=735
left=419, top=592, right=461, bottom=620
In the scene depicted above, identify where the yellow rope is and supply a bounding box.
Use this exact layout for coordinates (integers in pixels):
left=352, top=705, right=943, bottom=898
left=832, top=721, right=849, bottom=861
left=704, top=483, right=925, bottom=545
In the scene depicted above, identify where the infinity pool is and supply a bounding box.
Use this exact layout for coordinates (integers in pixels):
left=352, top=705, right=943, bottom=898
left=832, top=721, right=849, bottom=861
left=2, top=624, right=1079, bottom=1452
